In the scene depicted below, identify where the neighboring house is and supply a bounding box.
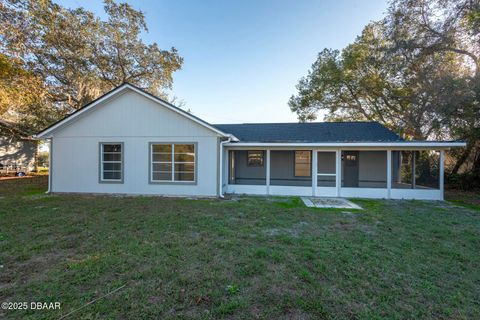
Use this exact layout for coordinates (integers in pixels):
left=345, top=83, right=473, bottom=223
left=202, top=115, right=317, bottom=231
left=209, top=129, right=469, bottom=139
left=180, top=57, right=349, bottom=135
left=35, top=83, right=465, bottom=200
left=0, top=120, right=37, bottom=173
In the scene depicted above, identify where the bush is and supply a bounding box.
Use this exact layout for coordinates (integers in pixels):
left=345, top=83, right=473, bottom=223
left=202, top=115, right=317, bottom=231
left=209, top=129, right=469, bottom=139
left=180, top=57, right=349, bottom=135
left=446, top=172, right=480, bottom=190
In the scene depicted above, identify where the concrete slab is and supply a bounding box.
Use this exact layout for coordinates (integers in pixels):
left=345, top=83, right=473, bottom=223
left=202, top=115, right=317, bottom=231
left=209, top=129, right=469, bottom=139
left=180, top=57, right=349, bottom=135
left=301, top=197, right=363, bottom=209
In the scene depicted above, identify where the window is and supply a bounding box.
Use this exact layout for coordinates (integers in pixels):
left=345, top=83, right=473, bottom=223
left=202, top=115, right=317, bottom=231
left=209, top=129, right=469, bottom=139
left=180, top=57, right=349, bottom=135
left=100, top=143, right=123, bottom=182
left=295, top=151, right=311, bottom=177
left=346, top=154, right=357, bottom=161
left=151, top=143, right=195, bottom=182
left=247, top=151, right=264, bottom=166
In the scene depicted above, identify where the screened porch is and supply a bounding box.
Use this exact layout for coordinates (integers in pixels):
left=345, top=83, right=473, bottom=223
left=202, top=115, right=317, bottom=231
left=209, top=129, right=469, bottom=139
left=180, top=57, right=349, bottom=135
left=224, top=148, right=445, bottom=200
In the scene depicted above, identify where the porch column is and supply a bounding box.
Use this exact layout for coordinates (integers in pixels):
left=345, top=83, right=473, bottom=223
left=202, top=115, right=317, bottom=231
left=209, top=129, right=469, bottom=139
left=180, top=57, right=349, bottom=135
left=312, top=150, right=317, bottom=196
left=387, top=150, right=392, bottom=199
left=412, top=151, right=416, bottom=189
left=336, top=150, right=341, bottom=197
left=266, top=149, right=271, bottom=195
left=440, top=150, right=445, bottom=200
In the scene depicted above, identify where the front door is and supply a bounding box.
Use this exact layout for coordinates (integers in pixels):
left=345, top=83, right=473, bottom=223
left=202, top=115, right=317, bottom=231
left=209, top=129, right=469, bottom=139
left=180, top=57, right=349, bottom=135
left=343, top=151, right=359, bottom=187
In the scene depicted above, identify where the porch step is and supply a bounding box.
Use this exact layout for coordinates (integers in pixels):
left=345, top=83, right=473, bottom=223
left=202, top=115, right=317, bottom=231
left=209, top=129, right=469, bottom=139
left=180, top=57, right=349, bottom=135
left=301, top=197, right=363, bottom=209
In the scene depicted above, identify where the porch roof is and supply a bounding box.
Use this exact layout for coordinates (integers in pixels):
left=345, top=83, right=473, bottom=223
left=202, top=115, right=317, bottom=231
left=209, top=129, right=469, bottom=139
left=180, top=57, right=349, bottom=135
left=215, top=122, right=465, bottom=149
left=214, top=121, right=402, bottom=143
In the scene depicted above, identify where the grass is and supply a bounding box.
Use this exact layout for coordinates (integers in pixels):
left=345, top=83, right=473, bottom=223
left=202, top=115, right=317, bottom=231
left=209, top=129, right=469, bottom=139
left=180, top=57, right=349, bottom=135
left=0, top=177, right=479, bottom=319
left=445, top=189, right=480, bottom=211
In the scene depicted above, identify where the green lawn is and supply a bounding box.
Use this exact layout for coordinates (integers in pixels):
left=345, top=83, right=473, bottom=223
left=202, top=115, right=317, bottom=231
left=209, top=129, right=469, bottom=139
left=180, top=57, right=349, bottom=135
left=1, top=177, right=479, bottom=319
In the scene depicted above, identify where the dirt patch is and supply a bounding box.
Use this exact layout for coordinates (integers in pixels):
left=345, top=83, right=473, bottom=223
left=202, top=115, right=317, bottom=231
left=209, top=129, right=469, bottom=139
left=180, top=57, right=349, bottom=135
left=263, top=221, right=309, bottom=238
left=1, top=249, right=77, bottom=295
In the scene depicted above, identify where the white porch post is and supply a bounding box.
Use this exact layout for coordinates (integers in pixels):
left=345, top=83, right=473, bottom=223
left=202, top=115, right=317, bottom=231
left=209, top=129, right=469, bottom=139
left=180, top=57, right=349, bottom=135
left=266, top=149, right=271, bottom=195
left=387, top=150, right=392, bottom=199
left=440, top=150, right=445, bottom=200
left=312, top=149, right=317, bottom=196
left=412, top=151, right=416, bottom=189
left=336, top=150, right=341, bottom=197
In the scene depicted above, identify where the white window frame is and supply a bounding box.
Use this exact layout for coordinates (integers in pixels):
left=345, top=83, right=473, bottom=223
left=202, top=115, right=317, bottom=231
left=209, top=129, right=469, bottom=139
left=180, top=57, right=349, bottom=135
left=99, top=142, right=124, bottom=183
left=150, top=143, right=196, bottom=184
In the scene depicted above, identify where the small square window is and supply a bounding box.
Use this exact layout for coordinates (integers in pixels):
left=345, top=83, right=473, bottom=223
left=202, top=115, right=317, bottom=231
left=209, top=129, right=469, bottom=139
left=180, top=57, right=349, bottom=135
left=247, top=151, right=264, bottom=166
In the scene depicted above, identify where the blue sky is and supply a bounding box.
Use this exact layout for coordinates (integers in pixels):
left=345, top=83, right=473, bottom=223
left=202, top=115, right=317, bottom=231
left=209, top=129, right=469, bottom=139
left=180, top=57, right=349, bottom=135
left=57, top=0, right=389, bottom=124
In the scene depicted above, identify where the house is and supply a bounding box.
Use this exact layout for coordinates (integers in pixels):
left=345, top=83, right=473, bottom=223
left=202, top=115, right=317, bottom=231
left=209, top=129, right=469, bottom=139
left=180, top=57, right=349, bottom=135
left=35, top=83, right=465, bottom=200
left=0, top=120, right=38, bottom=174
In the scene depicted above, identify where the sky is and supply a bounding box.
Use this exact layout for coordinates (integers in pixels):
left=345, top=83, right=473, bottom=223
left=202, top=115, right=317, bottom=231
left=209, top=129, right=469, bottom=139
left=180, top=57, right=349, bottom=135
left=56, top=0, right=389, bottom=124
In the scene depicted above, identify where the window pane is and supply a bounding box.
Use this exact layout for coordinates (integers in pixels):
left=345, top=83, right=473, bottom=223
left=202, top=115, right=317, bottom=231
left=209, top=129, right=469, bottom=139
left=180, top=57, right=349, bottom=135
left=153, top=153, right=172, bottom=162
left=175, top=163, right=194, bottom=172
left=153, top=163, right=172, bottom=172
left=174, top=172, right=194, bottom=181
left=152, top=172, right=171, bottom=181
left=295, top=151, right=311, bottom=177
left=103, top=171, right=121, bottom=180
left=103, top=153, right=122, bottom=161
left=174, top=144, right=194, bottom=153
left=103, top=144, right=121, bottom=152
left=174, top=153, right=195, bottom=162
left=247, top=151, right=264, bottom=166
left=152, top=144, right=171, bottom=153
left=103, top=163, right=121, bottom=171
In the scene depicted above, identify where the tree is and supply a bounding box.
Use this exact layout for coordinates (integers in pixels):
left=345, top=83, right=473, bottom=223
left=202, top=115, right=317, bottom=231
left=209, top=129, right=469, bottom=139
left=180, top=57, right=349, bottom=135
left=0, top=0, right=183, bottom=130
left=387, top=0, right=480, bottom=173
left=0, top=53, right=58, bottom=132
left=289, top=0, right=479, bottom=174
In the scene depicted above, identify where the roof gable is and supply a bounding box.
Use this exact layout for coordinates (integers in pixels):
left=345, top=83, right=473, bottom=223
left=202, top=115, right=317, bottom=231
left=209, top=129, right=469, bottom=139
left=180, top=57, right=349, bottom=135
left=36, top=83, right=233, bottom=139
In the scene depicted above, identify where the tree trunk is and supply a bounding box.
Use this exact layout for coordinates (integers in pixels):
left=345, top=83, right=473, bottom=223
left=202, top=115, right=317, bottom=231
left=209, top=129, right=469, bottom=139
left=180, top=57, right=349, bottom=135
left=450, top=143, right=473, bottom=174
left=472, top=149, right=480, bottom=174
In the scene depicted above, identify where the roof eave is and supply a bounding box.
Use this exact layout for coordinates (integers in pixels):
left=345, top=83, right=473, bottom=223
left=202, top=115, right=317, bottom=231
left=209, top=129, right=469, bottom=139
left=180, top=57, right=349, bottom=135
left=223, top=141, right=466, bottom=149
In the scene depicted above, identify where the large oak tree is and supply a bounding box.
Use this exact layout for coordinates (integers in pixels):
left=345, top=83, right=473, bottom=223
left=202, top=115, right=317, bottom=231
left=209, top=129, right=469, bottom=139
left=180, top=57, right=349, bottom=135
left=289, top=0, right=479, bottom=175
left=0, top=0, right=183, bottom=130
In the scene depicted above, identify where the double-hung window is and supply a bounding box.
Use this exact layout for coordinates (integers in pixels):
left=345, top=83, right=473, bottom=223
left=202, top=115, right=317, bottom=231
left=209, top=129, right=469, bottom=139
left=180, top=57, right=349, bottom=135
left=100, top=143, right=123, bottom=182
left=151, top=143, right=195, bottom=183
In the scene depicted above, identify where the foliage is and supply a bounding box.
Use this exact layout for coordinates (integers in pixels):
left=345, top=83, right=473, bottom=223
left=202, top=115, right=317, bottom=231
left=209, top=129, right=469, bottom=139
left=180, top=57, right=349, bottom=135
left=0, top=53, right=58, bottom=133
left=0, top=0, right=183, bottom=131
left=289, top=0, right=480, bottom=177
left=446, top=171, right=480, bottom=191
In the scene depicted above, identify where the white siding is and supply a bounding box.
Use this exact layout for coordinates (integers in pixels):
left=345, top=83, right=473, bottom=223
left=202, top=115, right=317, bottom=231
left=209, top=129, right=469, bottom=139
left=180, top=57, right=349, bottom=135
left=50, top=90, right=219, bottom=196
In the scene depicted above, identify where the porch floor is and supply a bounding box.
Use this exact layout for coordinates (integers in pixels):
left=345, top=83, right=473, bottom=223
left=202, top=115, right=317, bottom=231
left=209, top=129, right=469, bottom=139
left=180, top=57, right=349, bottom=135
left=301, top=197, right=363, bottom=209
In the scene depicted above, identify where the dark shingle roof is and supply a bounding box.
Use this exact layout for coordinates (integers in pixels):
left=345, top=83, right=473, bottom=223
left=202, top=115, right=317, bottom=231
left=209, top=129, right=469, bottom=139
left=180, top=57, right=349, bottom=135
left=213, top=122, right=402, bottom=143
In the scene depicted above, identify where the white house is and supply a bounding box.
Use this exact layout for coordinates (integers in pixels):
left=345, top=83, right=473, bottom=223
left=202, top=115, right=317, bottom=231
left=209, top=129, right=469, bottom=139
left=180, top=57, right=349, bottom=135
left=35, top=83, right=465, bottom=200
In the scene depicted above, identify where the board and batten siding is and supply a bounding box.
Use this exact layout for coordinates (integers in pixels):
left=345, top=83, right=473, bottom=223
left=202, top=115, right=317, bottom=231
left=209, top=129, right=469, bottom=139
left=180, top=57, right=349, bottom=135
left=50, top=89, right=220, bottom=196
